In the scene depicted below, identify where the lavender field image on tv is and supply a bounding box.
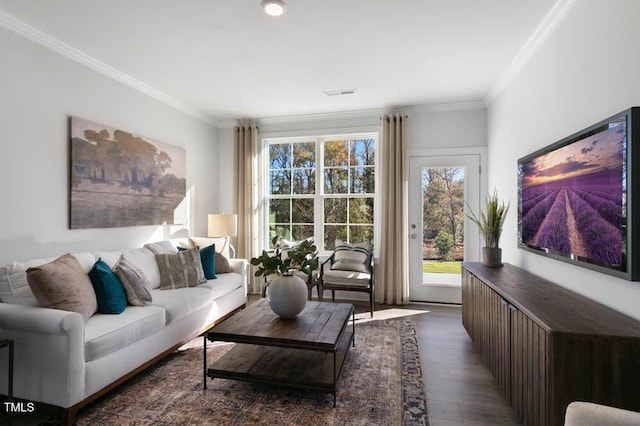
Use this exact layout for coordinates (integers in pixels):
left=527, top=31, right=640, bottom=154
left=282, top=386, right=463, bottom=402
left=519, top=123, right=626, bottom=266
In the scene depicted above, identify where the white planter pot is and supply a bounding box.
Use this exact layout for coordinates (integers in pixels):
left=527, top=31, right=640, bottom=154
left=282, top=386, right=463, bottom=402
left=267, top=274, right=308, bottom=319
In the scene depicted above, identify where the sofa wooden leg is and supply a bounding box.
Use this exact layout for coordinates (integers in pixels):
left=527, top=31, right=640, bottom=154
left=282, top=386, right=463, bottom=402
left=62, top=405, right=79, bottom=426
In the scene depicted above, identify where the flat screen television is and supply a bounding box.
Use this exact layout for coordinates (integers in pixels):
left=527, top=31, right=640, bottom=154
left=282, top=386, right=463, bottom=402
left=517, top=107, right=640, bottom=281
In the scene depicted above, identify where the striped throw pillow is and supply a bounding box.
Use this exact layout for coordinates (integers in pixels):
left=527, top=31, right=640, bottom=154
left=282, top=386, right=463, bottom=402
left=156, top=248, right=206, bottom=290
left=332, top=240, right=371, bottom=272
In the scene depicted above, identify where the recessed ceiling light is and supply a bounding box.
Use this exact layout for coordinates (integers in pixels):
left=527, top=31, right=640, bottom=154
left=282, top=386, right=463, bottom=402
left=261, top=0, right=286, bottom=17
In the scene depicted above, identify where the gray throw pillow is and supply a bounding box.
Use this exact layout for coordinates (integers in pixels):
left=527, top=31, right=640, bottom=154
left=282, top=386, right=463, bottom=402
left=156, top=248, right=207, bottom=290
left=114, top=256, right=153, bottom=306
left=26, top=254, right=98, bottom=322
left=215, top=252, right=232, bottom=274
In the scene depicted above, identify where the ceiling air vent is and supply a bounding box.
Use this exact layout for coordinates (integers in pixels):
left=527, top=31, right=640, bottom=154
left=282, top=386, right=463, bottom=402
left=324, top=89, right=356, bottom=97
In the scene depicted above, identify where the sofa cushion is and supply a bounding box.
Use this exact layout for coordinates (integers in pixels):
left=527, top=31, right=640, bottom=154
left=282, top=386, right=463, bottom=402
left=198, top=273, right=243, bottom=301
left=84, top=305, right=166, bottom=362
left=26, top=254, right=98, bottom=322
left=114, top=256, right=153, bottom=307
left=149, top=287, right=212, bottom=324
left=88, top=259, right=127, bottom=314
left=156, top=248, right=206, bottom=290
left=322, top=269, right=371, bottom=286
left=71, top=252, right=100, bottom=273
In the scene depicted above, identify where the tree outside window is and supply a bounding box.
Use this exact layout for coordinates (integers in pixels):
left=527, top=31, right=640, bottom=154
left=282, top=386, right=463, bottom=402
left=266, top=135, right=376, bottom=251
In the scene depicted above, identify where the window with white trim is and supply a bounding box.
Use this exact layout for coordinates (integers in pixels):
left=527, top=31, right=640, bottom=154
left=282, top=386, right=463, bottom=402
left=265, top=134, right=377, bottom=251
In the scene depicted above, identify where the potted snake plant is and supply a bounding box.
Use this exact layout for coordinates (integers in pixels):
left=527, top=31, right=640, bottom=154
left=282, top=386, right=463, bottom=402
left=467, top=189, right=510, bottom=267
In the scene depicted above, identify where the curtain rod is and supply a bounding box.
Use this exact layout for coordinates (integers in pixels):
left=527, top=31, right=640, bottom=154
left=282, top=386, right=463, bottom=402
left=380, top=114, right=409, bottom=121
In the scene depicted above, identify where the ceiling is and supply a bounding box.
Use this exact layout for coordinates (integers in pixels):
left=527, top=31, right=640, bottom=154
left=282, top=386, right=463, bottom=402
left=0, top=0, right=561, bottom=124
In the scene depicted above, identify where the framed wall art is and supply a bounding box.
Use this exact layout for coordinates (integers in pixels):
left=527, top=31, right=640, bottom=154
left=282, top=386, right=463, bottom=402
left=69, top=116, right=186, bottom=229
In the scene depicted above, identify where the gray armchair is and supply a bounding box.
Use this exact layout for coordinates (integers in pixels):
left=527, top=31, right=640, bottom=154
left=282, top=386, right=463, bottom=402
left=319, top=245, right=374, bottom=317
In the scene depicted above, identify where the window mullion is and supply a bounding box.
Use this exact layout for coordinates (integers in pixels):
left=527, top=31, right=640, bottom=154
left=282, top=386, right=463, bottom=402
left=315, top=137, right=324, bottom=251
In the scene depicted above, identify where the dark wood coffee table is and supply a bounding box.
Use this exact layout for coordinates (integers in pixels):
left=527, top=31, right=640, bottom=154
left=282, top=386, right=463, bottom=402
left=203, top=299, right=355, bottom=406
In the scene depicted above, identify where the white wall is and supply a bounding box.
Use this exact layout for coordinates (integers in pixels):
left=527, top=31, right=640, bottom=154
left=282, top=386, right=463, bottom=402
left=407, top=106, right=487, bottom=151
left=0, top=27, right=220, bottom=264
left=487, top=0, right=640, bottom=319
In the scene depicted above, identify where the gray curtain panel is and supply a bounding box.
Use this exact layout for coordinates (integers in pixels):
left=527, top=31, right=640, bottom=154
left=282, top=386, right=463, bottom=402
left=378, top=113, right=408, bottom=305
left=234, top=124, right=259, bottom=293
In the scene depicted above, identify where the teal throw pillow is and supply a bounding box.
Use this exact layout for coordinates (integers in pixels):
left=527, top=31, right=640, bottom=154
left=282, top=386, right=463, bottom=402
left=89, top=258, right=127, bottom=314
left=178, top=244, right=217, bottom=279
left=200, top=244, right=217, bottom=280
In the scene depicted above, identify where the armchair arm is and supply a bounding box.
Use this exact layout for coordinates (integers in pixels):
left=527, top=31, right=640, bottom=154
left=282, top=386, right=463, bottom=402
left=0, top=303, right=85, bottom=407
left=320, top=252, right=336, bottom=279
left=368, top=251, right=375, bottom=287
left=565, top=401, right=640, bottom=426
left=228, top=258, right=249, bottom=295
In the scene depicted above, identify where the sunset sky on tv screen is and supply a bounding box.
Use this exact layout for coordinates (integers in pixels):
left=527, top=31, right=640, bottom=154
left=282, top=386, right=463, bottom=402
left=520, top=122, right=626, bottom=266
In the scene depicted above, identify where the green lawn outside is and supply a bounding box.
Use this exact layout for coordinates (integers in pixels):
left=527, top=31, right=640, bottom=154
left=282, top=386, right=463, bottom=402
left=423, top=260, right=462, bottom=274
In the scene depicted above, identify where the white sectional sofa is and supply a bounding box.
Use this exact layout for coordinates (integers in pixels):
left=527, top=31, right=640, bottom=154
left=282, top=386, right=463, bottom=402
left=0, top=237, right=247, bottom=424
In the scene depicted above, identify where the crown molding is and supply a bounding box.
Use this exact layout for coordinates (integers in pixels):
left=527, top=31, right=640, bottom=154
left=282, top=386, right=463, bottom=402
left=254, top=108, right=385, bottom=127
left=0, top=10, right=220, bottom=127
left=404, top=100, right=486, bottom=114
left=484, top=0, right=580, bottom=104
left=218, top=100, right=487, bottom=129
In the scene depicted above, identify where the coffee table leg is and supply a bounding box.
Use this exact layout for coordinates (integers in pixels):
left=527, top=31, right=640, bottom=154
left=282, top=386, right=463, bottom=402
left=333, top=351, right=337, bottom=407
left=203, top=335, right=207, bottom=390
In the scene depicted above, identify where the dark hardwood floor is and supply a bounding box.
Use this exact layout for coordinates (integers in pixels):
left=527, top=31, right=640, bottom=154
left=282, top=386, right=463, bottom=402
left=333, top=297, right=521, bottom=426
left=6, top=296, right=520, bottom=425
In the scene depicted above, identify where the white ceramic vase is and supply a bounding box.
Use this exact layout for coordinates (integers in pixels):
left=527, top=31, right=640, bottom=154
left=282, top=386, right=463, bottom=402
left=267, top=273, right=307, bottom=319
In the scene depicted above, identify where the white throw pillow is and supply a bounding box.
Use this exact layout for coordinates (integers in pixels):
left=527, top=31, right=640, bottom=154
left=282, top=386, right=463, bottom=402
left=0, top=262, right=39, bottom=306
left=143, top=241, right=179, bottom=256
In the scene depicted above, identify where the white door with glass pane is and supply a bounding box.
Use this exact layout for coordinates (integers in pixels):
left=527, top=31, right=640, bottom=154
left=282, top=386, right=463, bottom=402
left=408, top=155, right=480, bottom=303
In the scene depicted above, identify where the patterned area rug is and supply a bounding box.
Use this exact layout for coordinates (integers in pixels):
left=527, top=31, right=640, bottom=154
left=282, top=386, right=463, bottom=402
left=69, top=319, right=428, bottom=425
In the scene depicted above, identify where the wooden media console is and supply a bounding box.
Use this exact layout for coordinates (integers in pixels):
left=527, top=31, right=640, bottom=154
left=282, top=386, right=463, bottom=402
left=462, top=262, right=640, bottom=426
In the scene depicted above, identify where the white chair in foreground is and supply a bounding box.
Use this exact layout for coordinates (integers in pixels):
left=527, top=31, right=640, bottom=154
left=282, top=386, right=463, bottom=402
left=565, top=401, right=640, bottom=426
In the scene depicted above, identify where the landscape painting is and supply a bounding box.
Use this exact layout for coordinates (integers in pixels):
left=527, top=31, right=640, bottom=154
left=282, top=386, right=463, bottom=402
left=69, top=117, right=186, bottom=229
left=519, top=124, right=625, bottom=266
